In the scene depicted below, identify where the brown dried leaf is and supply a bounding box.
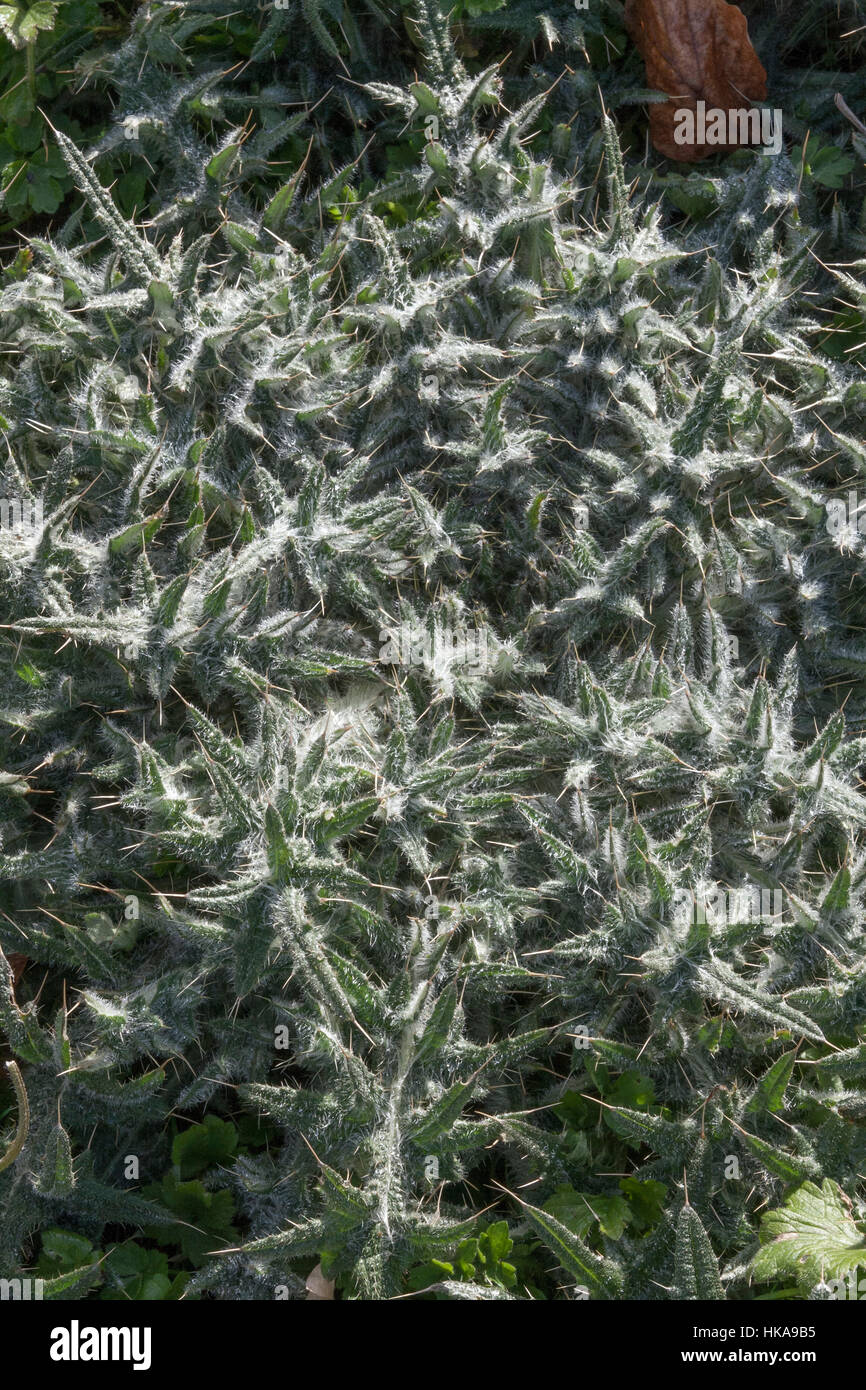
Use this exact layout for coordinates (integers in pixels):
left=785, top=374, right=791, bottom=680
left=305, top=1263, right=336, bottom=1300
left=8, top=954, right=27, bottom=987
left=626, top=0, right=767, bottom=161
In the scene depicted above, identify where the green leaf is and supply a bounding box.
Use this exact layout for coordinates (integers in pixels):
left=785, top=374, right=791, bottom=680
left=172, top=1116, right=238, bottom=1180
left=543, top=1185, right=631, bottom=1240
left=619, top=1177, right=666, bottom=1233
left=264, top=804, right=293, bottom=884
left=821, top=865, right=850, bottom=914
left=751, top=1181, right=866, bottom=1288
left=521, top=1199, right=624, bottom=1299
left=413, top=982, right=458, bottom=1065
left=675, top=1204, right=723, bottom=1300
left=224, top=221, right=258, bottom=253
left=747, top=1051, right=796, bottom=1114
left=38, top=1228, right=98, bottom=1276
left=109, top=515, right=162, bottom=556
left=408, top=82, right=439, bottom=114
left=42, top=1122, right=74, bottom=1195
left=100, top=1243, right=188, bottom=1300
left=17, top=0, right=57, bottom=41
left=409, top=1079, right=476, bottom=1147
left=481, top=1220, right=512, bottom=1265
left=742, top=1131, right=821, bottom=1184
left=602, top=1105, right=689, bottom=1161
left=262, top=179, right=299, bottom=233
left=206, top=143, right=240, bottom=184
left=793, top=142, right=855, bottom=189
left=144, top=1174, right=238, bottom=1266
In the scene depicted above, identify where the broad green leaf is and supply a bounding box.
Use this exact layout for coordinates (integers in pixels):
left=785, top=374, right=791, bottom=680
left=752, top=1181, right=866, bottom=1287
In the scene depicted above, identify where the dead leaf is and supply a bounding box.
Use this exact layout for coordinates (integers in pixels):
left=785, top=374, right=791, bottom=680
left=626, top=0, right=767, bottom=161
left=8, top=954, right=27, bottom=987
left=305, top=1263, right=336, bottom=1300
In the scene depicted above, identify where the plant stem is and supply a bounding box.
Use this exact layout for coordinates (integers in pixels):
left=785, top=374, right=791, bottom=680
left=0, top=1061, right=29, bottom=1173
left=26, top=41, right=36, bottom=103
